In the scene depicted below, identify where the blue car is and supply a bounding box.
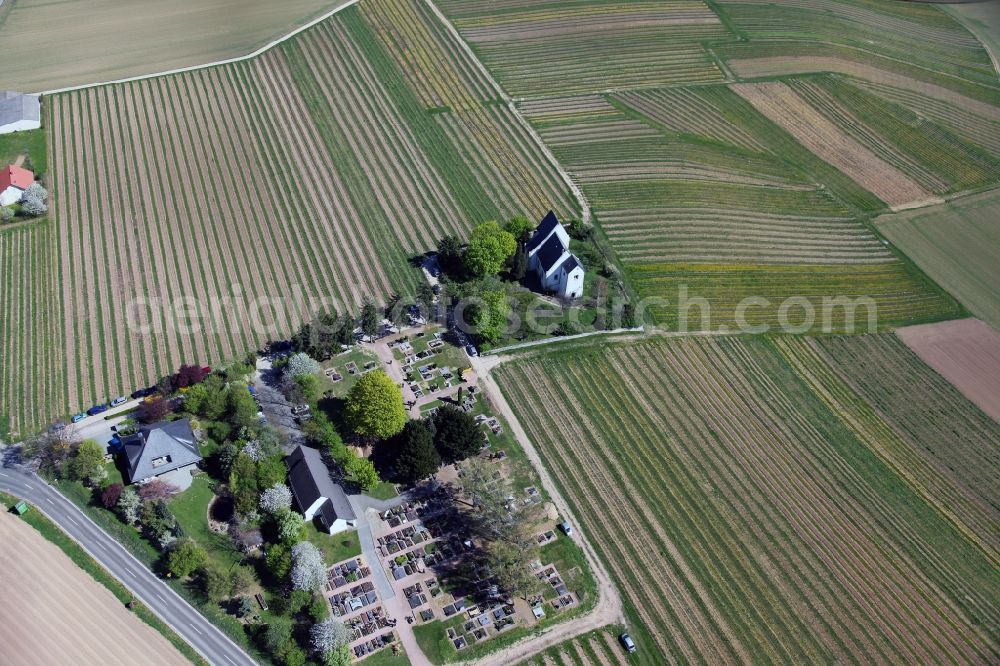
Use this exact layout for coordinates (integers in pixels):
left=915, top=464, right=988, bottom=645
left=71, top=413, right=86, bottom=423
left=87, top=404, right=108, bottom=416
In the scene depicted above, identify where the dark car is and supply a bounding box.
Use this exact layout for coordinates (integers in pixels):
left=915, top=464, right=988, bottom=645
left=131, top=387, right=154, bottom=399
left=87, top=404, right=108, bottom=416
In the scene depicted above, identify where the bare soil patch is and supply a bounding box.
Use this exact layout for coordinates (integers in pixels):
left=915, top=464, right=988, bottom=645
left=0, top=511, right=188, bottom=666
left=895, top=318, right=1000, bottom=423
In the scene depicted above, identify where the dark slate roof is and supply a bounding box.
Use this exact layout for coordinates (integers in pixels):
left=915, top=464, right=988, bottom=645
left=537, top=233, right=567, bottom=273
left=286, top=445, right=356, bottom=523
left=525, top=210, right=560, bottom=255
left=558, top=254, right=582, bottom=275
left=124, top=418, right=201, bottom=482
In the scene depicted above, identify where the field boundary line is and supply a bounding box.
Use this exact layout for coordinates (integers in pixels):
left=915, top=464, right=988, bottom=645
left=37, top=0, right=360, bottom=95
left=422, top=0, right=592, bottom=224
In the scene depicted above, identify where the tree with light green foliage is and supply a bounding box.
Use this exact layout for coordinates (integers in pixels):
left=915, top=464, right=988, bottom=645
left=70, top=439, right=105, bottom=484
left=465, top=221, right=517, bottom=277
left=167, top=539, right=208, bottom=578
left=504, top=215, right=533, bottom=241
left=347, top=455, right=380, bottom=492
left=344, top=370, right=407, bottom=440
left=474, top=290, right=510, bottom=343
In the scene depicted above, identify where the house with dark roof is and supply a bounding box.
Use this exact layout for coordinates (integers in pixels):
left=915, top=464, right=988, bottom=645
left=286, top=445, right=357, bottom=535
left=526, top=210, right=585, bottom=299
left=122, top=418, right=201, bottom=490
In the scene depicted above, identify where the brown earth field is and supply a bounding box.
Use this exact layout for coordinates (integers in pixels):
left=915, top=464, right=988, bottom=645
left=0, top=510, right=189, bottom=666
left=896, top=318, right=1000, bottom=423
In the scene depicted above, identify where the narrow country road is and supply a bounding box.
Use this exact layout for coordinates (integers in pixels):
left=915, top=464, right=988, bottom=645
left=0, top=464, right=257, bottom=666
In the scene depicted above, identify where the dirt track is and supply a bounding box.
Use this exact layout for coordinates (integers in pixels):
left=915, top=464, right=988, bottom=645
left=0, top=511, right=188, bottom=666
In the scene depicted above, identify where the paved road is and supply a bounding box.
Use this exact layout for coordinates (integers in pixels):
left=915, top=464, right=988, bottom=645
left=0, top=465, right=257, bottom=666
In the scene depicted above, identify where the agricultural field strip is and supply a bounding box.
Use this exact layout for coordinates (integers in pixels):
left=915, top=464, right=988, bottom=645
left=726, top=56, right=1000, bottom=120
left=855, top=80, right=1000, bottom=156
left=732, top=81, right=932, bottom=208
left=805, top=335, right=1000, bottom=553
left=630, top=341, right=992, bottom=663
left=498, top=340, right=996, bottom=663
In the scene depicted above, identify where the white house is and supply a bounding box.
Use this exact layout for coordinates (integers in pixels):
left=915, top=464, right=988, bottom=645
left=0, top=92, right=41, bottom=135
left=0, top=164, right=34, bottom=206
left=526, top=210, right=585, bottom=299
left=286, top=445, right=357, bottom=535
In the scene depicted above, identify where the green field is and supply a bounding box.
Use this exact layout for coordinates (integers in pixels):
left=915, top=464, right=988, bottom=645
left=495, top=336, right=999, bottom=664
left=876, top=189, right=1000, bottom=329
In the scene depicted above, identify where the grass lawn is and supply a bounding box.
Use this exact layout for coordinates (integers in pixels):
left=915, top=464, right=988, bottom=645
left=367, top=481, right=399, bottom=501
left=539, top=533, right=597, bottom=607
left=0, top=127, right=46, bottom=174
left=169, top=476, right=242, bottom=569
left=358, top=644, right=409, bottom=666
left=304, top=523, right=362, bottom=566
left=0, top=491, right=206, bottom=665
left=319, top=347, right=380, bottom=398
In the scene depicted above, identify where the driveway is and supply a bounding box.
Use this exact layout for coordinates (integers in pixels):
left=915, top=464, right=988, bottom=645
left=66, top=399, right=143, bottom=449
left=0, top=463, right=257, bottom=666
left=254, top=358, right=304, bottom=453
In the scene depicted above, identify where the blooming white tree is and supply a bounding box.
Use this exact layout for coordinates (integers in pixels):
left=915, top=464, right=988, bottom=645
left=242, top=439, right=264, bottom=462
left=286, top=352, right=321, bottom=378
left=310, top=617, right=351, bottom=657
left=259, top=483, right=292, bottom=514
left=117, top=487, right=141, bottom=524
left=22, top=182, right=48, bottom=202
left=19, top=194, right=46, bottom=216
left=290, top=541, right=326, bottom=591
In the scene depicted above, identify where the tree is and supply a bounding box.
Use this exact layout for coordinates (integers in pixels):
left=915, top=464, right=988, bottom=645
left=436, top=234, right=464, bottom=275
left=286, top=352, right=321, bottom=379
left=310, top=593, right=330, bottom=622
left=485, top=535, right=541, bottom=599
left=324, top=646, right=352, bottom=666
left=174, top=364, right=208, bottom=389
left=183, top=375, right=226, bottom=420
left=19, top=193, right=46, bottom=216
left=237, top=595, right=254, bottom=618
left=344, top=370, right=406, bottom=440
left=384, top=293, right=405, bottom=326
left=101, top=482, right=123, bottom=509
left=138, top=479, right=180, bottom=502
left=392, top=421, right=441, bottom=484
left=304, top=414, right=347, bottom=464
left=275, top=508, right=306, bottom=546
left=310, top=617, right=351, bottom=658
left=504, top=215, right=533, bottom=241
left=295, top=374, right=321, bottom=405
left=281, top=645, right=306, bottom=666
left=265, top=543, right=292, bottom=579
left=70, top=439, right=105, bottom=484
left=347, top=456, right=380, bottom=492
left=137, top=396, right=172, bottom=423
left=22, top=182, right=48, bottom=202
left=259, top=483, right=293, bottom=514
left=167, top=539, right=208, bottom=578
left=201, top=565, right=234, bottom=601
left=464, top=221, right=517, bottom=277
left=290, top=541, right=326, bottom=591
left=431, top=406, right=482, bottom=462
left=473, top=290, right=510, bottom=344
left=359, top=298, right=379, bottom=340
left=117, top=487, right=142, bottom=524
left=415, top=283, right=435, bottom=320
left=509, top=243, right=528, bottom=281
left=263, top=616, right=294, bottom=655
left=227, top=385, right=259, bottom=430
left=230, top=565, right=255, bottom=597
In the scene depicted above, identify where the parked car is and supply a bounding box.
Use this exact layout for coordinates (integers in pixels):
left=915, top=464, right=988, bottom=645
left=558, top=521, right=573, bottom=536
left=619, top=633, right=636, bottom=653
left=110, top=396, right=127, bottom=407
left=87, top=404, right=108, bottom=416
left=465, top=344, right=479, bottom=358
left=131, top=387, right=153, bottom=399
left=71, top=413, right=86, bottom=423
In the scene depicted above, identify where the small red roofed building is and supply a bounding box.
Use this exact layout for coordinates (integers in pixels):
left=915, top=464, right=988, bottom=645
left=0, top=164, right=34, bottom=206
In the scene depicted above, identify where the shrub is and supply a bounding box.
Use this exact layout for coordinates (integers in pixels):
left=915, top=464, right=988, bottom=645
left=286, top=353, right=321, bottom=379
